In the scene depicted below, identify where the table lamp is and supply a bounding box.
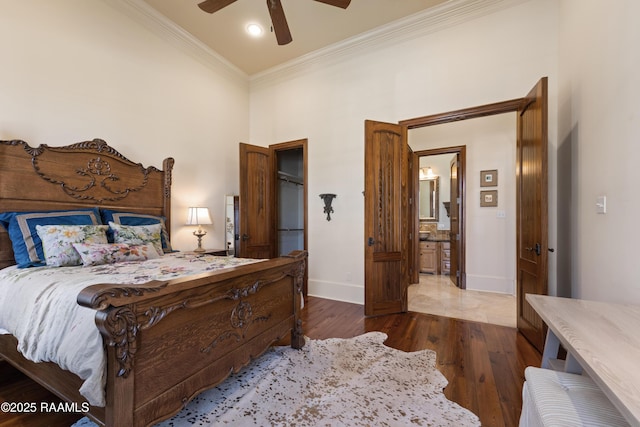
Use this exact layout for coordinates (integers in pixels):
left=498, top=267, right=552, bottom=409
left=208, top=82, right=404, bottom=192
left=185, top=207, right=212, bottom=252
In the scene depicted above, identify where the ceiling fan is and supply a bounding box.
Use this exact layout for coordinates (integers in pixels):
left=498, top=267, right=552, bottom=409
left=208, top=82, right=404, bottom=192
left=197, top=0, right=352, bottom=46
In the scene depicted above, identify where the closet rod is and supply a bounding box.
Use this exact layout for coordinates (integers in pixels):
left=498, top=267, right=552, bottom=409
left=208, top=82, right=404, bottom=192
left=277, top=171, right=303, bottom=186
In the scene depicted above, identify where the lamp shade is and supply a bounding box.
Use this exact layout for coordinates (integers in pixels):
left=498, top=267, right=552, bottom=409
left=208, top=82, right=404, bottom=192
left=185, top=207, right=212, bottom=226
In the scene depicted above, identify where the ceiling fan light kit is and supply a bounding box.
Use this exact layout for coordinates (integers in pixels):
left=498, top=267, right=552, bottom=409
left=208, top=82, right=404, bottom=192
left=198, top=0, right=351, bottom=46
left=246, top=23, right=263, bottom=37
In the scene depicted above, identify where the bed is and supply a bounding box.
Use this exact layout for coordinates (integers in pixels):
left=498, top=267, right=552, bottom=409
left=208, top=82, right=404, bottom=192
left=0, top=138, right=307, bottom=426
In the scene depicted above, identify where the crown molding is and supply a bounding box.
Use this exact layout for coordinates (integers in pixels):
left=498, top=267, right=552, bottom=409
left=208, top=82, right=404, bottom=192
left=250, top=0, right=531, bottom=88
left=101, top=0, right=249, bottom=88
left=101, top=0, right=530, bottom=90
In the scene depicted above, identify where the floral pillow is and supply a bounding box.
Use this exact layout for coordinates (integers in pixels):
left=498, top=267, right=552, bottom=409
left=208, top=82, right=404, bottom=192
left=35, top=224, right=109, bottom=267
left=73, top=242, right=161, bottom=266
left=108, top=222, right=163, bottom=256
left=100, top=209, right=173, bottom=253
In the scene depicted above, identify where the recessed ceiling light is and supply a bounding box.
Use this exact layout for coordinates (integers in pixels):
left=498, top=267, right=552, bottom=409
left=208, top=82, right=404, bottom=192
left=246, top=23, right=263, bottom=37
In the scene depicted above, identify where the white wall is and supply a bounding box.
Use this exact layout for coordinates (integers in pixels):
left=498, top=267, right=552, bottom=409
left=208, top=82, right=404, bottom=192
left=411, top=114, right=517, bottom=295
left=250, top=0, right=559, bottom=303
left=558, top=0, right=640, bottom=303
left=0, top=0, right=249, bottom=251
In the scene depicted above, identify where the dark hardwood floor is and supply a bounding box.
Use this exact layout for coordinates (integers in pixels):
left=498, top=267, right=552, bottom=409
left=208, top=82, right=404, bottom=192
left=302, top=297, right=541, bottom=427
left=0, top=296, right=540, bottom=427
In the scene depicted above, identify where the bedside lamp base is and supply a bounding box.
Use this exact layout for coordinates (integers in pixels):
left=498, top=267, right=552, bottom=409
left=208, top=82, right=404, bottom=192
left=193, top=229, right=207, bottom=253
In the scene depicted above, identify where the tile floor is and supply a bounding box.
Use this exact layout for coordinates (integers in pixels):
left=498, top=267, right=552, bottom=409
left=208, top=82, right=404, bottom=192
left=408, top=274, right=517, bottom=328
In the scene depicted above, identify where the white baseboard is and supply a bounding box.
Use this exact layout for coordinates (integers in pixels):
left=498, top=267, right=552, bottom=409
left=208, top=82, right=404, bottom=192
left=308, top=279, right=364, bottom=305
left=465, top=274, right=515, bottom=295
left=308, top=276, right=514, bottom=304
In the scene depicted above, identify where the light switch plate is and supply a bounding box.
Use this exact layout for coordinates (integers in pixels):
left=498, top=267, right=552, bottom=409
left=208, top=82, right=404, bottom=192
left=596, top=196, right=606, bottom=214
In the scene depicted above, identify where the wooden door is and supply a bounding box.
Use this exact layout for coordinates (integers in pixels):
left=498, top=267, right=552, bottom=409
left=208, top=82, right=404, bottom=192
left=516, top=77, right=548, bottom=352
left=364, top=120, right=409, bottom=316
left=239, top=143, right=274, bottom=259
left=409, top=149, right=419, bottom=284
left=449, top=154, right=460, bottom=287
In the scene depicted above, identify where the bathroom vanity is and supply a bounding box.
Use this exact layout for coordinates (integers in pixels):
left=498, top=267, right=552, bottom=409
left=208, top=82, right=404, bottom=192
left=419, top=238, right=450, bottom=275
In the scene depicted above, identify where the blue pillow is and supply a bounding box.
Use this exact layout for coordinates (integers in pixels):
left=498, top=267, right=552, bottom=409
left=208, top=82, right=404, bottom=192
left=100, top=209, right=173, bottom=253
left=0, top=208, right=102, bottom=268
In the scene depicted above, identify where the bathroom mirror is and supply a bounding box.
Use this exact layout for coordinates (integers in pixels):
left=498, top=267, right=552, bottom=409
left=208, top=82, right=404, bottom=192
left=419, top=176, right=439, bottom=221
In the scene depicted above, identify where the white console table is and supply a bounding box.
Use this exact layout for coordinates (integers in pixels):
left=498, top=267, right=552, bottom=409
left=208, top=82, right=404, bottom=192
left=526, top=294, right=640, bottom=426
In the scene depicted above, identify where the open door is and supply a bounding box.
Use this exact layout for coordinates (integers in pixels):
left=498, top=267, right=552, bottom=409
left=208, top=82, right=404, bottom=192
left=516, top=77, right=548, bottom=352
left=449, top=154, right=461, bottom=287
left=410, top=152, right=420, bottom=284
left=239, top=143, right=274, bottom=259
left=364, top=120, right=410, bottom=316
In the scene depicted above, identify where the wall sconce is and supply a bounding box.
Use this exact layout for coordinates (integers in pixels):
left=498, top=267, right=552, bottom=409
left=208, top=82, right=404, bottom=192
left=185, top=207, right=212, bottom=252
left=443, top=201, right=451, bottom=218
left=319, top=194, right=337, bottom=221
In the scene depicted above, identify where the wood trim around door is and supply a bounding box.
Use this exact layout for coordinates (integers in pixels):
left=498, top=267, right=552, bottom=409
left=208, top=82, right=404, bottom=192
left=399, top=83, right=549, bottom=351
left=269, top=138, right=308, bottom=256
left=400, top=98, right=527, bottom=291
left=412, top=146, right=467, bottom=289
left=270, top=139, right=308, bottom=295
left=400, top=99, right=523, bottom=129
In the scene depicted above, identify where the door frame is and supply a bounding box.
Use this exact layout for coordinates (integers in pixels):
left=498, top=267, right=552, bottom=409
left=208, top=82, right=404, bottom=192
left=270, top=139, right=308, bottom=257
left=399, top=88, right=548, bottom=345
left=412, top=146, right=467, bottom=288
left=239, top=139, right=309, bottom=294
left=399, top=99, right=522, bottom=291
left=271, top=139, right=308, bottom=295
left=400, top=99, right=523, bottom=128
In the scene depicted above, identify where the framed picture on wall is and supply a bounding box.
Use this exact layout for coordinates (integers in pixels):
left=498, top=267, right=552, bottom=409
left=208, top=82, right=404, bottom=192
left=480, top=190, right=498, bottom=207
left=480, top=169, right=498, bottom=187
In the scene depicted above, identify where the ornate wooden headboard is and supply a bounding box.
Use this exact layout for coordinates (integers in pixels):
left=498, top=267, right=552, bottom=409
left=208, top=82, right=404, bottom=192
left=0, top=139, right=174, bottom=268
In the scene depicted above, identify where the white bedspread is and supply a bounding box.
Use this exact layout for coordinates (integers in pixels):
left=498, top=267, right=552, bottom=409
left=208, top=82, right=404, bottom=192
left=0, top=253, right=262, bottom=407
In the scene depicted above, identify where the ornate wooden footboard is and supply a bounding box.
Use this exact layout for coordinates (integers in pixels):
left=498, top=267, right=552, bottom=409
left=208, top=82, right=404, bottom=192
left=0, top=250, right=306, bottom=426
left=81, top=249, right=306, bottom=426
left=0, top=139, right=307, bottom=426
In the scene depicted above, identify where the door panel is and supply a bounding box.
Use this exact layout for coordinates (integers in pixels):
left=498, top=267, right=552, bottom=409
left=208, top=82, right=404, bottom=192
left=364, top=120, right=409, bottom=316
left=516, top=77, right=548, bottom=352
left=239, top=143, right=274, bottom=259
left=410, top=150, right=419, bottom=284
left=449, top=154, right=460, bottom=287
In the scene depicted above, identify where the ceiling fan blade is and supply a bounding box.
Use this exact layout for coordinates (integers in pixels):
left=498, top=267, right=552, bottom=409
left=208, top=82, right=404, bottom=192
left=267, top=0, right=292, bottom=45
left=313, top=0, right=351, bottom=9
left=198, top=0, right=237, bottom=14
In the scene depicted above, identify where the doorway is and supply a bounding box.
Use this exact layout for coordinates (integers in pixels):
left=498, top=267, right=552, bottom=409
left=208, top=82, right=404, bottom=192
left=412, top=150, right=463, bottom=287
left=407, top=116, right=518, bottom=327
left=238, top=139, right=308, bottom=294
left=365, top=78, right=548, bottom=351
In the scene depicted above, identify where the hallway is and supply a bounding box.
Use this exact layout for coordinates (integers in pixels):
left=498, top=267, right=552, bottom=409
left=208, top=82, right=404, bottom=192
left=408, top=274, right=516, bottom=328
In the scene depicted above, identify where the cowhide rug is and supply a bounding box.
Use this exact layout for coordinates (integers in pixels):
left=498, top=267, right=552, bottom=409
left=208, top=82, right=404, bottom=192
left=74, top=332, right=480, bottom=426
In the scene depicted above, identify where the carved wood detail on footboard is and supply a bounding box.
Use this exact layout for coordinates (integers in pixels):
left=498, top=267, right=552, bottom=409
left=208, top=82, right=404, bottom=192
left=77, top=250, right=307, bottom=427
